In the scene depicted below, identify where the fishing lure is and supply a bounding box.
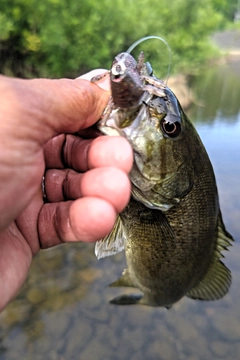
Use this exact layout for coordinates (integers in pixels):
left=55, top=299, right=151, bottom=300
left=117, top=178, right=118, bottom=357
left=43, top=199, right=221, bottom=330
left=91, top=36, right=171, bottom=108
left=92, top=36, right=180, bottom=139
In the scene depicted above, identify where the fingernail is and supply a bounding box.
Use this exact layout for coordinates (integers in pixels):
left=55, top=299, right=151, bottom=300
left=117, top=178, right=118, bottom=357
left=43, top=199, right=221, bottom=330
left=78, top=69, right=110, bottom=91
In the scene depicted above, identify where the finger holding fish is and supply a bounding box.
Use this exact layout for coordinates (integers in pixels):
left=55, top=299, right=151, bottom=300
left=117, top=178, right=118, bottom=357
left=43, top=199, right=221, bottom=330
left=44, top=167, right=131, bottom=213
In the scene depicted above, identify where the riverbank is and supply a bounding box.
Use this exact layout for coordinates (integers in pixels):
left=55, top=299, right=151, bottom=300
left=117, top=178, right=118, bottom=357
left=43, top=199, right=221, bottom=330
left=169, top=29, right=240, bottom=109
left=167, top=75, right=194, bottom=110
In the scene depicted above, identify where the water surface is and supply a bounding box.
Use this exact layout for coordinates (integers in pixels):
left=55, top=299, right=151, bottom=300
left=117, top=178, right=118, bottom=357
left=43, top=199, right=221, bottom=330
left=0, top=60, right=240, bottom=360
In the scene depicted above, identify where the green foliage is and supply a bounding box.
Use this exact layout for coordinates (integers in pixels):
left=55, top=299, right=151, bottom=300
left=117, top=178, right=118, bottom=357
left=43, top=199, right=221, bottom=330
left=0, top=0, right=235, bottom=78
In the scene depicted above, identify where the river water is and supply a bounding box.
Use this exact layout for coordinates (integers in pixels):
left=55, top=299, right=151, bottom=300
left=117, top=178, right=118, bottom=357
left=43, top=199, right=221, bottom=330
left=0, top=60, right=240, bottom=360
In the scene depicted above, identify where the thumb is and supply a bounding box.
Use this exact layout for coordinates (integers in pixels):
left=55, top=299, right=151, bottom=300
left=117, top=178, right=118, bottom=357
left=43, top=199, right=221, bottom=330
left=0, top=71, right=110, bottom=145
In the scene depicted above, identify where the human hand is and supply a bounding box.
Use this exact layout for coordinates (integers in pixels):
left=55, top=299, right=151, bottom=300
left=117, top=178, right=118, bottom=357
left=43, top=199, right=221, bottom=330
left=0, top=71, right=133, bottom=310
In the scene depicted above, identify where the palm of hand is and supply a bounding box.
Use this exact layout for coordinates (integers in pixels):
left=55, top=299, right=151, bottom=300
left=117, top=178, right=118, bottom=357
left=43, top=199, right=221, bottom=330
left=0, top=74, right=132, bottom=311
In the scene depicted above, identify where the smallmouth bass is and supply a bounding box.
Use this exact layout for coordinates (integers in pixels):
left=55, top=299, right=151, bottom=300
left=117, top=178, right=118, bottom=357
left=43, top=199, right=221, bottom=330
left=93, top=51, right=233, bottom=308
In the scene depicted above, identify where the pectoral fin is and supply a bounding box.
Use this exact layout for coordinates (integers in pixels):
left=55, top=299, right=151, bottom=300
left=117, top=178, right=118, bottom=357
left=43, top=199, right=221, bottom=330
left=95, top=216, right=126, bottom=259
left=187, top=211, right=233, bottom=301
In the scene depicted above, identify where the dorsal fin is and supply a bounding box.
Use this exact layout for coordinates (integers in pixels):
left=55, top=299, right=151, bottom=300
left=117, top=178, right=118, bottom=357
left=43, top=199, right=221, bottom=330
left=215, top=210, right=233, bottom=255
left=95, top=215, right=125, bottom=259
left=187, top=211, right=233, bottom=300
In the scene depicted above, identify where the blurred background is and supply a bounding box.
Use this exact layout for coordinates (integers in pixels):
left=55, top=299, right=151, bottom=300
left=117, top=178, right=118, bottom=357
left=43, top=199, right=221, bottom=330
left=0, top=0, right=238, bottom=78
left=1, top=1, right=240, bottom=359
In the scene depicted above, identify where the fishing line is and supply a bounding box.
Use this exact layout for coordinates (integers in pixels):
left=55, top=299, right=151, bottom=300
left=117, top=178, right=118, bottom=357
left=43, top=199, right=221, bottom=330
left=126, top=35, right=172, bottom=84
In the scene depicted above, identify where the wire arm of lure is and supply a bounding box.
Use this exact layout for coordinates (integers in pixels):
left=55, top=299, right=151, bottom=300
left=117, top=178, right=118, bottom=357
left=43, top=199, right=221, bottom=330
left=126, top=35, right=172, bottom=84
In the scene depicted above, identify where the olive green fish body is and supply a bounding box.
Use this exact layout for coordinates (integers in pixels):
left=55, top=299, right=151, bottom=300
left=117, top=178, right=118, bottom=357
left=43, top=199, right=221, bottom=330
left=94, top=52, right=233, bottom=307
left=120, top=179, right=216, bottom=306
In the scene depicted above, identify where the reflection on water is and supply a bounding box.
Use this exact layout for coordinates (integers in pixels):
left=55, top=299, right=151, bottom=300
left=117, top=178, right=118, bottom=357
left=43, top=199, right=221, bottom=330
left=191, top=60, right=240, bottom=122
left=190, top=60, right=240, bottom=242
left=0, top=60, right=240, bottom=360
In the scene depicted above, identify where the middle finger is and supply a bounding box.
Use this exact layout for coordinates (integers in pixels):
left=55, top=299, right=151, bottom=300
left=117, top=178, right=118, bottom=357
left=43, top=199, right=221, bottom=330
left=44, top=167, right=131, bottom=213
left=44, top=134, right=93, bottom=172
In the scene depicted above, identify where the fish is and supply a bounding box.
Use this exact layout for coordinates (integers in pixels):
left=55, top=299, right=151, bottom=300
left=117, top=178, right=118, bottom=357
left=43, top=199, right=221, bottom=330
left=93, top=51, right=233, bottom=308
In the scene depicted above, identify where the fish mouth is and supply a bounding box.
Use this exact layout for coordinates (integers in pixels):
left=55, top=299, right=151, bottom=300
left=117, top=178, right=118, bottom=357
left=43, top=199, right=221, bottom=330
left=98, top=119, right=124, bottom=137
left=98, top=95, right=151, bottom=137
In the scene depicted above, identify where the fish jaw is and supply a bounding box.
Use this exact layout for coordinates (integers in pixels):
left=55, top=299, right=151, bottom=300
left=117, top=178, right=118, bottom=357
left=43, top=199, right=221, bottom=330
left=98, top=93, right=149, bottom=137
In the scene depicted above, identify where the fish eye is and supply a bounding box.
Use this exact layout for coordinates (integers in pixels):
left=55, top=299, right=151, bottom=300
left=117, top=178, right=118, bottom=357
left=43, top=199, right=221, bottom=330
left=161, top=119, right=181, bottom=138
